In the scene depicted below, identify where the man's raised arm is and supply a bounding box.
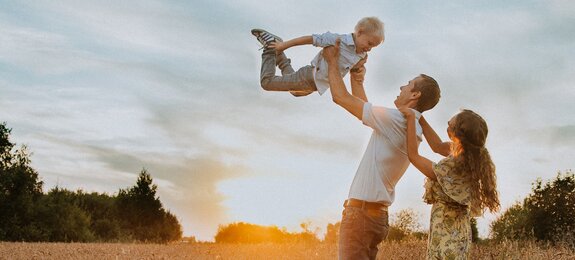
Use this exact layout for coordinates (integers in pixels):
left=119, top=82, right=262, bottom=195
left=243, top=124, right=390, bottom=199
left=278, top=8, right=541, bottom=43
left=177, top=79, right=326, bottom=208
left=350, top=55, right=368, bottom=102
left=323, top=39, right=366, bottom=120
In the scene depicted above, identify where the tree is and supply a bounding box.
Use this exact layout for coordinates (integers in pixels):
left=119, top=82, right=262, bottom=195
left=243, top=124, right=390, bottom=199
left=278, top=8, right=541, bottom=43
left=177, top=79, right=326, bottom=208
left=215, top=222, right=319, bottom=244
left=295, top=221, right=320, bottom=243
left=116, top=169, right=182, bottom=242
left=75, top=191, right=121, bottom=241
left=324, top=222, right=340, bottom=243
left=526, top=171, right=575, bottom=245
left=0, top=122, right=44, bottom=241
left=35, top=188, right=95, bottom=242
left=387, top=208, right=422, bottom=241
left=490, top=202, right=532, bottom=241
left=158, top=210, right=183, bottom=242
left=490, top=171, right=575, bottom=247
left=0, top=123, right=183, bottom=243
left=470, top=218, right=479, bottom=243
left=215, top=222, right=290, bottom=243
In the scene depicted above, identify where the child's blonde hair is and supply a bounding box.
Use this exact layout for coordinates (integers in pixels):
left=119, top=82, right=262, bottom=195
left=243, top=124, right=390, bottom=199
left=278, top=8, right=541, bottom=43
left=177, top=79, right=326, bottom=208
left=355, top=17, right=384, bottom=40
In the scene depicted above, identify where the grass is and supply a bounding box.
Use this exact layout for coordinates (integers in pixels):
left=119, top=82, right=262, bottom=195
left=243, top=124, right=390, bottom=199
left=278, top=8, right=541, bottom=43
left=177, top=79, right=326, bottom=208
left=0, top=240, right=573, bottom=259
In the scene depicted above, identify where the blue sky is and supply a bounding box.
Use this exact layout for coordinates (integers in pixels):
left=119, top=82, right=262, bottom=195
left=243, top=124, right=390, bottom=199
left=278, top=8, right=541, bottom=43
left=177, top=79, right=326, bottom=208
left=1, top=0, right=574, bottom=241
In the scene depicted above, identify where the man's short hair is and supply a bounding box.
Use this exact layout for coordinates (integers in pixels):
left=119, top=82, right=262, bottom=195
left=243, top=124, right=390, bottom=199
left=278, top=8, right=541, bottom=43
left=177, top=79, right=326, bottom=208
left=413, top=74, right=440, bottom=112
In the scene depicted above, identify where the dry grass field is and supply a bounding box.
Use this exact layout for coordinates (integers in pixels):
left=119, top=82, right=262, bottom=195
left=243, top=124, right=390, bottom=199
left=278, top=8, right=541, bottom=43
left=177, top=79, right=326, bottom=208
left=0, top=240, right=573, bottom=259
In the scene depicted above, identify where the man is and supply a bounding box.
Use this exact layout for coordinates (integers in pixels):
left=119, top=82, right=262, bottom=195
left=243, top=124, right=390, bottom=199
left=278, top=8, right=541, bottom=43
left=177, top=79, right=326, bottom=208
left=323, top=39, right=441, bottom=260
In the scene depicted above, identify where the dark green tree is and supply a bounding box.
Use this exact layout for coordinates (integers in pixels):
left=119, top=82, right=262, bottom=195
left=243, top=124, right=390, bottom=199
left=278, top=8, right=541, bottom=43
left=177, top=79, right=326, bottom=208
left=116, top=169, right=182, bottom=242
left=470, top=218, right=479, bottom=243
left=526, top=171, right=575, bottom=245
left=35, top=188, right=95, bottom=242
left=158, top=210, right=183, bottom=242
left=490, top=171, right=575, bottom=247
left=0, top=123, right=182, bottom=243
left=0, top=122, right=44, bottom=241
left=75, top=191, right=121, bottom=241
left=490, top=202, right=532, bottom=241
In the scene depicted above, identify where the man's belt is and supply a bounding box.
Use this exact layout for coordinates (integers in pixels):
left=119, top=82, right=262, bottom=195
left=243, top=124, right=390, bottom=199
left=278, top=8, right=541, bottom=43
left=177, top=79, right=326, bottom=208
left=344, top=198, right=388, bottom=211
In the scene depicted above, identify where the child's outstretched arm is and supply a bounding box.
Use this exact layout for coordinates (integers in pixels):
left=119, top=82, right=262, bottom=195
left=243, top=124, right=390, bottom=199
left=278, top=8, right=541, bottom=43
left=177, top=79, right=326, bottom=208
left=399, top=107, right=437, bottom=180
left=420, top=116, right=451, bottom=157
left=269, top=36, right=313, bottom=52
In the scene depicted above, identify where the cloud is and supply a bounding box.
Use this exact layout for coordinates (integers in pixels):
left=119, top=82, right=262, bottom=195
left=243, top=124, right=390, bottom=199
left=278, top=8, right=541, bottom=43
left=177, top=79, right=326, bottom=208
left=526, top=125, right=575, bottom=147
left=0, top=23, right=102, bottom=76
left=86, top=147, right=250, bottom=241
left=31, top=131, right=248, bottom=240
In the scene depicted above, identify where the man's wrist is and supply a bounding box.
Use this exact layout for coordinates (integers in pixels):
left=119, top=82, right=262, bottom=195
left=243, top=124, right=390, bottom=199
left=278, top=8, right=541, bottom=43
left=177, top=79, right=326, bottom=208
left=350, top=68, right=360, bottom=73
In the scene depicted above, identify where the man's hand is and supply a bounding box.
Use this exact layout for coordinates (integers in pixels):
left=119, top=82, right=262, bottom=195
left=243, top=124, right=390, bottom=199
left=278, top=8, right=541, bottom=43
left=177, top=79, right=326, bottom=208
left=322, top=38, right=341, bottom=64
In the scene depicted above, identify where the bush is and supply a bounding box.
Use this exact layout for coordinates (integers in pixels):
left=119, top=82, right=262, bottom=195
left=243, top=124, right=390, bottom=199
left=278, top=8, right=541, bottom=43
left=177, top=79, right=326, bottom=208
left=215, top=222, right=319, bottom=244
left=323, top=222, right=340, bottom=243
left=387, top=208, right=424, bottom=241
left=527, top=171, right=575, bottom=246
left=490, top=202, right=533, bottom=241
left=490, top=171, right=575, bottom=248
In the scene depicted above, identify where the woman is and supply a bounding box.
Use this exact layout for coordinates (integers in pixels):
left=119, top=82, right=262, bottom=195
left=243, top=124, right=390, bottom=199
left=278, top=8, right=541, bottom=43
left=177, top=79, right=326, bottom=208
left=400, top=108, right=500, bottom=259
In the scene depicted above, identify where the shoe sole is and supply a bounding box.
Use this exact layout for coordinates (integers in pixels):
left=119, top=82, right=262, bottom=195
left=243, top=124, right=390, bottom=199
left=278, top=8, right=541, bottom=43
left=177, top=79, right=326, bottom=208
left=251, top=28, right=283, bottom=42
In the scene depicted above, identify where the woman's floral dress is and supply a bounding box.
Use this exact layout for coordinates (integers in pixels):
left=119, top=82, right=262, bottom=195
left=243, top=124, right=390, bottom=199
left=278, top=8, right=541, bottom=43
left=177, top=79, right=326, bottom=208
left=424, top=156, right=478, bottom=260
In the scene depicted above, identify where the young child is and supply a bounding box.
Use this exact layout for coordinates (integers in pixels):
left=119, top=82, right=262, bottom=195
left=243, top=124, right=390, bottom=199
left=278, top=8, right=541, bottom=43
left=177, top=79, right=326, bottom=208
left=251, top=17, right=384, bottom=97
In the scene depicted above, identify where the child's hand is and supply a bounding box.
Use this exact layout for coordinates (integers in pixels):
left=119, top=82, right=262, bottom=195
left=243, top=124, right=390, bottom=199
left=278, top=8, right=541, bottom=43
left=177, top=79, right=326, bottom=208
left=350, top=54, right=367, bottom=74
left=354, top=54, right=368, bottom=69
left=398, top=107, right=415, bottom=119
left=351, top=64, right=366, bottom=85
left=269, top=41, right=286, bottom=52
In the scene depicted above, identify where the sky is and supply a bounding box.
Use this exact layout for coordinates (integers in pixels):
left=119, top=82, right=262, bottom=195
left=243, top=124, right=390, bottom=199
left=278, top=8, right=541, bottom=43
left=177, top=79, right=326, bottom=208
left=1, top=0, right=574, bottom=241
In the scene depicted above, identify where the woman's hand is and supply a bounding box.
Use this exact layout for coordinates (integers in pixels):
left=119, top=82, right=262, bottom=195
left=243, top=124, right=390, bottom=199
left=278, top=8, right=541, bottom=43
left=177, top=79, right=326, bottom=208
left=398, top=107, right=415, bottom=119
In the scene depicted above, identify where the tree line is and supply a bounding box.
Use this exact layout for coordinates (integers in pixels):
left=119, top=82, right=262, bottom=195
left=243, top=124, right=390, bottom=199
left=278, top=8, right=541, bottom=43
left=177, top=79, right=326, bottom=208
left=491, top=170, right=574, bottom=248
left=0, top=122, right=182, bottom=243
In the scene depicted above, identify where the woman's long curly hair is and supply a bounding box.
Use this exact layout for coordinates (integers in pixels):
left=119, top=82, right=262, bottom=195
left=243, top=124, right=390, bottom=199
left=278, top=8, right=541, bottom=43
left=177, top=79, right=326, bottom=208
left=449, top=109, right=500, bottom=213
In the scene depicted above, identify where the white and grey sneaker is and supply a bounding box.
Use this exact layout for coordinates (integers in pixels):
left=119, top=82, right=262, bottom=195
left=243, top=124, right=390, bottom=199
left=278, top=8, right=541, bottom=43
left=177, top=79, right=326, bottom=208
left=251, top=29, right=283, bottom=49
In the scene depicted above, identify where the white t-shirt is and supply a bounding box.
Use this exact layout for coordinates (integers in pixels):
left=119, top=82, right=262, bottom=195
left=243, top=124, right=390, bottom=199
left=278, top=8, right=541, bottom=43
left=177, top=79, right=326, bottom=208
left=347, top=102, right=423, bottom=206
left=310, top=32, right=366, bottom=95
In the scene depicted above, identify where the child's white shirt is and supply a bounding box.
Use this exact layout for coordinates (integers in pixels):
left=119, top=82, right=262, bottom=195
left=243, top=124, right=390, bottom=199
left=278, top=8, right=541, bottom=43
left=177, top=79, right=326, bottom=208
left=310, top=32, right=366, bottom=95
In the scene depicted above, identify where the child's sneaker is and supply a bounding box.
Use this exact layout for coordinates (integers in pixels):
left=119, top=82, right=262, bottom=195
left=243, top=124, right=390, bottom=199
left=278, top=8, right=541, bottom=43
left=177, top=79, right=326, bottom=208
left=251, top=29, right=283, bottom=49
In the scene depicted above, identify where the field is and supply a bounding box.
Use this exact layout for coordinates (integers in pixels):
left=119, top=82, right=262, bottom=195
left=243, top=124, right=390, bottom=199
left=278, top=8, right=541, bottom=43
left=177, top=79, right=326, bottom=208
left=0, top=240, right=573, bottom=259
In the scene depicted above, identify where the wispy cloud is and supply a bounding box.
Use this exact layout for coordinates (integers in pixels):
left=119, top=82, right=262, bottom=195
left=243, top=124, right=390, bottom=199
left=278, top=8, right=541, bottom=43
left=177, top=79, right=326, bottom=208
left=526, top=125, right=575, bottom=147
